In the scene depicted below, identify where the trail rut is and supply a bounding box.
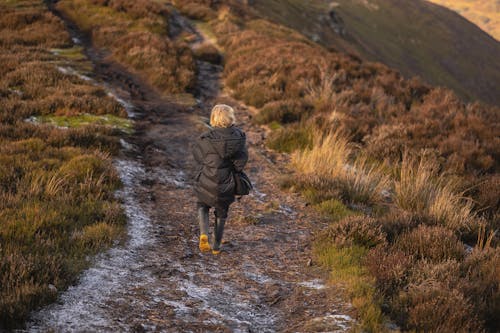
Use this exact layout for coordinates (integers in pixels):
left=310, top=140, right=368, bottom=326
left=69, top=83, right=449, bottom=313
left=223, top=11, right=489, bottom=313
left=27, top=7, right=354, bottom=332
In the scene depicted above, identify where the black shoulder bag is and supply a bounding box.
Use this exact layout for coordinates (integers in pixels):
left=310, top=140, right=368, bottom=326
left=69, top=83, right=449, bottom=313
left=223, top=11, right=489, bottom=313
left=233, top=170, right=252, bottom=196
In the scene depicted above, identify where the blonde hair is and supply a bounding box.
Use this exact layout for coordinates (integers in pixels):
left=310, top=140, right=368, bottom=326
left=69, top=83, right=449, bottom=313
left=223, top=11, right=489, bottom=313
left=210, top=104, right=235, bottom=128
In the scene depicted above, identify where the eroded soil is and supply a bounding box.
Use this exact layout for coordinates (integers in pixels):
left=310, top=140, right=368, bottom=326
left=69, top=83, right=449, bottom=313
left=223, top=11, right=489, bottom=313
left=27, top=8, right=354, bottom=333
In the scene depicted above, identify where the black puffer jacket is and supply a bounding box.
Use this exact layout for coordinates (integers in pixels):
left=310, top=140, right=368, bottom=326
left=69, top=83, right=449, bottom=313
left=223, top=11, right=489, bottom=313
left=192, top=126, right=248, bottom=207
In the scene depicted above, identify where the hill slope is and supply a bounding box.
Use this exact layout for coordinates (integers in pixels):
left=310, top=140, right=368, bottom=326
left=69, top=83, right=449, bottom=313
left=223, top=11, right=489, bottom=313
left=250, top=0, right=500, bottom=106
left=426, top=0, right=500, bottom=41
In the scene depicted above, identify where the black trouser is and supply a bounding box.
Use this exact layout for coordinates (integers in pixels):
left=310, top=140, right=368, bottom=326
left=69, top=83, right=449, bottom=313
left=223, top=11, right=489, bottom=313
left=197, top=202, right=229, bottom=218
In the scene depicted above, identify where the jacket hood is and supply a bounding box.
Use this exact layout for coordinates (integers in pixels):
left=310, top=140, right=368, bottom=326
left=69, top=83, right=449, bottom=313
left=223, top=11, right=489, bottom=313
left=201, top=126, right=246, bottom=159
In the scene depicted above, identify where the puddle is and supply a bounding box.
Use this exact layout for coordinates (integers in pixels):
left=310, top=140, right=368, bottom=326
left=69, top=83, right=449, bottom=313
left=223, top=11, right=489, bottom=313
left=309, top=314, right=354, bottom=331
left=106, top=89, right=137, bottom=118
left=298, top=279, right=326, bottom=290
left=56, top=65, right=92, bottom=81
left=278, top=203, right=296, bottom=217
left=120, top=138, right=137, bottom=152
left=177, top=278, right=279, bottom=332
left=250, top=187, right=267, bottom=202
left=151, top=167, right=189, bottom=188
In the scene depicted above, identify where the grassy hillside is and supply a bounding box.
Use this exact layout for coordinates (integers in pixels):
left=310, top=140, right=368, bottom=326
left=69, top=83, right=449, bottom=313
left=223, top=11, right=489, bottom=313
left=427, top=0, right=500, bottom=41
left=250, top=0, right=500, bottom=106
left=0, top=0, right=128, bottom=327
left=175, top=1, right=499, bottom=330
left=56, top=0, right=196, bottom=96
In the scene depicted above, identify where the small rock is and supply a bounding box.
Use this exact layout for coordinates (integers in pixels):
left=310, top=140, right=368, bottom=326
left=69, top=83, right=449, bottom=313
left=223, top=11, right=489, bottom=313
left=306, top=258, right=313, bottom=267
left=48, top=284, right=58, bottom=293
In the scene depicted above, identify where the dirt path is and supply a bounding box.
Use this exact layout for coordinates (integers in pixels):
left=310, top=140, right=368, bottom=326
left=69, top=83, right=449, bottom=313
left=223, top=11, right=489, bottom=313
left=27, top=8, right=354, bottom=333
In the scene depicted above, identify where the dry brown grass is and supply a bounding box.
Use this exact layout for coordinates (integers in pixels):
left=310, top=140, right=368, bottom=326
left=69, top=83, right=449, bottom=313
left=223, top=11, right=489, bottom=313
left=0, top=0, right=127, bottom=328
left=173, top=0, right=217, bottom=21
left=324, top=216, right=387, bottom=249
left=182, top=1, right=500, bottom=330
left=395, top=153, right=477, bottom=233
left=209, top=6, right=499, bottom=176
left=395, top=225, right=466, bottom=262
left=292, top=131, right=390, bottom=205
left=57, top=0, right=196, bottom=94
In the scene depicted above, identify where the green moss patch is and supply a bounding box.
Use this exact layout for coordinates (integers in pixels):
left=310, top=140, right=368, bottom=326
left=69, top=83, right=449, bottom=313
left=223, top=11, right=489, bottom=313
left=33, top=114, right=133, bottom=134
left=51, top=46, right=86, bottom=60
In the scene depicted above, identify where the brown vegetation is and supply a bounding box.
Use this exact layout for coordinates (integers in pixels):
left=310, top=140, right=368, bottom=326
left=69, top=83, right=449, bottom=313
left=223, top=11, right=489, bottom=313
left=212, top=11, right=499, bottom=175
left=172, top=1, right=500, bottom=330
left=0, top=1, right=127, bottom=328
left=56, top=0, right=196, bottom=95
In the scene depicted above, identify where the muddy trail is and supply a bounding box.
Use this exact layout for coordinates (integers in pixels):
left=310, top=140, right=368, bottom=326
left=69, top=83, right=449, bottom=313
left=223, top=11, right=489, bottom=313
left=27, top=7, right=354, bottom=333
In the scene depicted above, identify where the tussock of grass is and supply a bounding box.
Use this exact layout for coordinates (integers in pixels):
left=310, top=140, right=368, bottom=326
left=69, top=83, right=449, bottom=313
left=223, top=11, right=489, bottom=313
left=395, top=153, right=477, bottom=233
left=293, top=131, right=390, bottom=205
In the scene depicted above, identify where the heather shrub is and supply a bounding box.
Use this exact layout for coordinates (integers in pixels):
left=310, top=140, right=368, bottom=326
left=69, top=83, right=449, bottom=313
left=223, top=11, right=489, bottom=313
left=472, top=174, right=500, bottom=222
left=395, top=225, right=466, bottom=262
left=324, top=216, right=387, bottom=249
left=315, top=199, right=358, bottom=221
left=112, top=32, right=195, bottom=93
left=366, top=246, right=413, bottom=296
left=396, top=280, right=481, bottom=332
left=460, top=248, right=500, bottom=331
left=365, top=90, right=500, bottom=174
left=377, top=210, right=424, bottom=243
left=174, top=2, right=217, bottom=21
left=289, top=176, right=343, bottom=205
left=254, top=99, right=312, bottom=124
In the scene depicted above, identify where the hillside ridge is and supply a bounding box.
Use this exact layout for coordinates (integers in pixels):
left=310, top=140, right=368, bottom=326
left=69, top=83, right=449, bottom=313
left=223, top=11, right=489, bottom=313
left=250, top=0, right=500, bottom=106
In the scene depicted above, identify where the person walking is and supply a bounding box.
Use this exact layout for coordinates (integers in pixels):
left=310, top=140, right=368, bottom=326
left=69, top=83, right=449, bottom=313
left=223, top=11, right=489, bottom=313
left=192, top=104, right=248, bottom=254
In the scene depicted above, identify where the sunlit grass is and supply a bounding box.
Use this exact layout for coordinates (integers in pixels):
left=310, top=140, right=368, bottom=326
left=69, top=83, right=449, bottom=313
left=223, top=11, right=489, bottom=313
left=51, top=46, right=86, bottom=60
left=32, top=114, right=134, bottom=134
left=395, top=153, right=477, bottom=233
left=315, top=199, right=360, bottom=221
left=0, top=0, right=127, bottom=327
left=315, top=241, right=386, bottom=332
left=292, top=130, right=390, bottom=205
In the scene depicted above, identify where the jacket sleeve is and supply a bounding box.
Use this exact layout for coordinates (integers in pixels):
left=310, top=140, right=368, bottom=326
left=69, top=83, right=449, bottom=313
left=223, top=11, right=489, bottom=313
left=232, top=141, right=248, bottom=172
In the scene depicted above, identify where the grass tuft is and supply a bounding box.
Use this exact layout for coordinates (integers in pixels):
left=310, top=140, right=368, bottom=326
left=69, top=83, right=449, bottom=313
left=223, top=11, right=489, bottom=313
left=395, top=152, right=477, bottom=233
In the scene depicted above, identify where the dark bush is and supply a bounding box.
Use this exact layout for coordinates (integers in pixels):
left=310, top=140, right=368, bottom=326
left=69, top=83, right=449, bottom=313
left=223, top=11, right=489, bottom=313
left=395, top=225, right=466, bottom=262
left=325, top=216, right=387, bottom=248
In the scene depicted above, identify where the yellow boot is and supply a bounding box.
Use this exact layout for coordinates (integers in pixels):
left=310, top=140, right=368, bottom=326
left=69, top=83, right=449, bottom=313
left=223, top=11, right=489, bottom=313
left=199, top=234, right=211, bottom=252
